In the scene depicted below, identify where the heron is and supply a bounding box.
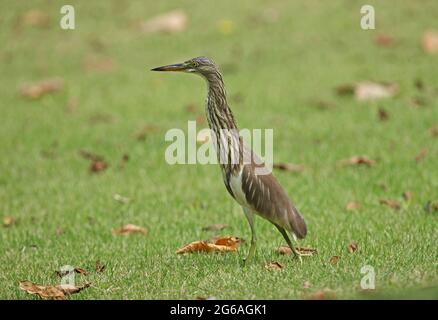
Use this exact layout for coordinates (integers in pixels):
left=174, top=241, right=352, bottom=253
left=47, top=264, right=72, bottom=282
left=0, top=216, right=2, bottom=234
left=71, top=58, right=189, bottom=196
left=152, top=57, right=307, bottom=264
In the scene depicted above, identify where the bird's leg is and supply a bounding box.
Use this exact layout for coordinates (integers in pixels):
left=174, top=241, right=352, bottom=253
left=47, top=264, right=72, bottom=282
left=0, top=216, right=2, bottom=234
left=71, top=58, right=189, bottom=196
left=274, top=225, right=304, bottom=263
left=242, top=207, right=257, bottom=265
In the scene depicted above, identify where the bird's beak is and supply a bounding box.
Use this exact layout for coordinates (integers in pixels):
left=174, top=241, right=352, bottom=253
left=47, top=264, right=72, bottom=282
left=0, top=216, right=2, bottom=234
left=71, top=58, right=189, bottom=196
left=151, top=63, right=187, bottom=72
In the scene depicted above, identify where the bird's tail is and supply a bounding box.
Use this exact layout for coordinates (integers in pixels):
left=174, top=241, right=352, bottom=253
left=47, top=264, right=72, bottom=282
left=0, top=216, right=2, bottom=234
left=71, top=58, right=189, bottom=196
left=288, top=204, right=307, bottom=239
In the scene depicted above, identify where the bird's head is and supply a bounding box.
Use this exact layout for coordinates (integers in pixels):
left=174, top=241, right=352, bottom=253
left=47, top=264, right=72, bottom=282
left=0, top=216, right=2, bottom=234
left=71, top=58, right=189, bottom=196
left=151, top=56, right=219, bottom=78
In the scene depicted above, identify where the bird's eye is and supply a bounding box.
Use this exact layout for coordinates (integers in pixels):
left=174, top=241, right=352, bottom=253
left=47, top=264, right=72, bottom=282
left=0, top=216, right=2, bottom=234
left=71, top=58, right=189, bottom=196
left=192, top=61, right=199, bottom=68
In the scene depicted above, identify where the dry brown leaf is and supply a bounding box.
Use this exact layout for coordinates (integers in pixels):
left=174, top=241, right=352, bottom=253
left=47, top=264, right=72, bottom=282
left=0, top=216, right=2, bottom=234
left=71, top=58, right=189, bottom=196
left=202, top=224, right=229, bottom=231
left=19, top=78, right=64, bottom=99
left=3, top=216, right=14, bottom=227
left=74, top=267, right=87, bottom=275
left=378, top=108, right=389, bottom=121
left=430, top=126, right=438, bottom=137
left=402, top=191, right=413, bottom=202
left=304, top=290, right=336, bottom=300
left=379, top=199, right=401, bottom=210
left=335, top=84, right=355, bottom=96
left=273, top=163, right=305, bottom=173
left=79, top=150, right=108, bottom=173
left=329, top=256, right=341, bottom=264
left=95, top=261, right=105, bottom=273
left=20, top=10, right=49, bottom=28
left=275, top=245, right=317, bottom=256
left=415, top=148, right=428, bottom=162
left=265, top=261, right=284, bottom=270
left=339, top=156, right=375, bottom=167
left=195, top=114, right=205, bottom=125
left=421, top=31, right=438, bottom=54
left=346, top=201, right=361, bottom=211
left=375, top=34, right=395, bottom=47
left=176, top=236, right=240, bottom=254
left=185, top=104, right=198, bottom=114
left=19, top=280, right=90, bottom=300
left=112, top=224, right=148, bottom=235
left=135, top=124, right=160, bottom=141
left=140, top=10, right=187, bottom=34
left=90, top=160, right=108, bottom=173
left=355, top=82, right=398, bottom=102
left=347, top=242, right=358, bottom=253
left=83, top=55, right=115, bottom=73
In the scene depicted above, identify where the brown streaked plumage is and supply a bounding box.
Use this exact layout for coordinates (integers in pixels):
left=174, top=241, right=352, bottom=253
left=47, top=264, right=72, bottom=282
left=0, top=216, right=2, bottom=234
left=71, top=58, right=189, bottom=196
left=152, top=56, right=308, bottom=263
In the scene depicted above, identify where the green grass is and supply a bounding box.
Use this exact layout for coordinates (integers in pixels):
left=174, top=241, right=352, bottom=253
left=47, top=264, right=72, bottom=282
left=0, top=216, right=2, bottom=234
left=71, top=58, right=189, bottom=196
left=1, top=0, right=438, bottom=299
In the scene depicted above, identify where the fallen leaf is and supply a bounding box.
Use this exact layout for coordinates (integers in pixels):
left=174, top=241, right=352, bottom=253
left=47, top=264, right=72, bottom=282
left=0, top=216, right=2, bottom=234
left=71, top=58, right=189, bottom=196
left=410, top=96, right=427, bottom=108
left=304, top=290, right=336, bottom=300
left=339, top=156, right=375, bottom=167
left=112, top=224, right=148, bottom=235
left=195, top=114, right=205, bottom=125
left=329, top=256, right=341, bottom=264
left=140, top=10, right=187, bottom=34
left=335, top=84, right=355, bottom=96
left=421, top=30, right=438, bottom=54
left=135, top=124, right=160, bottom=141
left=74, top=267, right=87, bottom=275
left=430, top=126, right=438, bottom=137
left=379, top=199, right=401, bottom=210
left=185, top=103, right=198, bottom=114
left=402, top=191, right=413, bottom=202
left=79, top=150, right=108, bottom=173
left=20, top=10, right=49, bottom=28
left=275, top=245, right=317, bottom=256
left=176, top=236, right=240, bottom=254
left=95, top=261, right=105, bottom=273
left=414, top=79, right=424, bottom=91
left=83, top=55, right=115, bottom=73
left=19, top=280, right=90, bottom=300
left=415, top=148, right=428, bottom=162
left=273, top=163, right=305, bottom=173
left=303, top=281, right=311, bottom=289
left=378, top=108, right=389, bottom=121
left=202, top=224, right=229, bottom=231
left=3, top=216, right=14, bottom=227
left=265, top=261, right=284, bottom=270
left=347, top=242, right=358, bottom=253
left=375, top=34, right=395, bottom=47
left=346, top=201, right=361, bottom=211
left=214, top=236, right=240, bottom=249
left=355, top=81, right=398, bottom=102
left=19, top=78, right=64, bottom=99
left=90, top=160, right=108, bottom=173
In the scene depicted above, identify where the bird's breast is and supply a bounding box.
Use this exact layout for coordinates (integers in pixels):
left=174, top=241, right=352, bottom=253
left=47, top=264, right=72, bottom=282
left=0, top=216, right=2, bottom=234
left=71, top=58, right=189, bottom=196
left=228, top=169, right=248, bottom=207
